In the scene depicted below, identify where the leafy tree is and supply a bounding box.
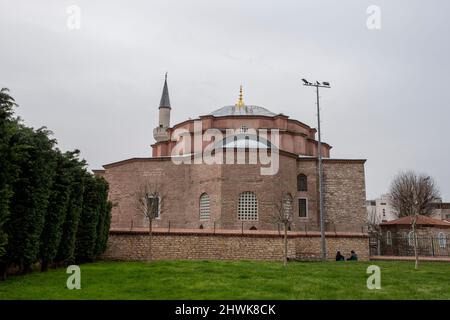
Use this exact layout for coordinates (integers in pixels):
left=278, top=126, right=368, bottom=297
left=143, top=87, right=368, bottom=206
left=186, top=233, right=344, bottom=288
left=0, top=88, right=19, bottom=279
left=94, top=178, right=112, bottom=257
left=0, top=88, right=112, bottom=279
left=5, top=126, right=56, bottom=273
left=39, top=150, right=74, bottom=271
left=56, top=152, right=86, bottom=266
left=74, top=175, right=103, bottom=263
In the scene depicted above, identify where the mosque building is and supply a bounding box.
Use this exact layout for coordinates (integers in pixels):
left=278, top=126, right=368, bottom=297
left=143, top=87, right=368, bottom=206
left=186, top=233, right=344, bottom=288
left=94, top=76, right=367, bottom=232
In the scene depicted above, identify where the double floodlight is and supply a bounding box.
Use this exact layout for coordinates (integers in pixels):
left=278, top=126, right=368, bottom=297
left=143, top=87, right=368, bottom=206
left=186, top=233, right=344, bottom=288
left=302, top=78, right=330, bottom=88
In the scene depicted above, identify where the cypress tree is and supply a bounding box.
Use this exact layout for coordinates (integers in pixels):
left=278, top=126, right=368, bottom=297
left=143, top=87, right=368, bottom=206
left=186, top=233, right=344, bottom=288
left=0, top=88, right=19, bottom=279
left=74, top=175, right=102, bottom=263
left=94, top=178, right=112, bottom=256
left=5, top=126, right=56, bottom=273
left=39, top=150, right=74, bottom=271
left=56, top=152, right=86, bottom=266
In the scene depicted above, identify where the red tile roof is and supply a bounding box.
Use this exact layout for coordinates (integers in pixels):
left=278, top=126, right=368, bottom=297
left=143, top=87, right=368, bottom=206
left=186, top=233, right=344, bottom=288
left=380, top=215, right=450, bottom=228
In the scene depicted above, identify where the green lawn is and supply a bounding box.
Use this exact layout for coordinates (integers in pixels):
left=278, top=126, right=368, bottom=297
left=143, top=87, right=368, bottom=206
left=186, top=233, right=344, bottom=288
left=0, top=260, right=449, bottom=299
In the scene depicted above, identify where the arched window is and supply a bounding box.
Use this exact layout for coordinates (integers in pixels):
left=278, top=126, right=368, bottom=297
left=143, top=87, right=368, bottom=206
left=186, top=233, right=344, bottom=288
left=199, top=193, right=210, bottom=220
left=408, top=231, right=414, bottom=246
left=238, top=192, right=258, bottom=221
left=438, top=232, right=446, bottom=248
left=283, top=194, right=293, bottom=219
left=297, top=174, right=307, bottom=191
left=386, top=231, right=392, bottom=245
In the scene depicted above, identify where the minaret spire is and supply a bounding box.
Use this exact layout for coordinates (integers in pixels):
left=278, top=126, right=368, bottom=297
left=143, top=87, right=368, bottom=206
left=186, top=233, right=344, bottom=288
left=235, top=85, right=244, bottom=108
left=159, top=72, right=171, bottom=109
left=153, top=73, right=171, bottom=142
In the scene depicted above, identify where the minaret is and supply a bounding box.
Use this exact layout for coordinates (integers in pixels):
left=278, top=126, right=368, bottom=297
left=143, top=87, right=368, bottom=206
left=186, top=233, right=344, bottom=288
left=153, top=73, right=171, bottom=142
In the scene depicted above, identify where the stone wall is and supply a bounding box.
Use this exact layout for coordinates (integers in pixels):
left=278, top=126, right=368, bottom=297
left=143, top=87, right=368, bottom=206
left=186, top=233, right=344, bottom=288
left=101, top=229, right=369, bottom=261
left=323, top=159, right=367, bottom=231
left=297, top=158, right=367, bottom=232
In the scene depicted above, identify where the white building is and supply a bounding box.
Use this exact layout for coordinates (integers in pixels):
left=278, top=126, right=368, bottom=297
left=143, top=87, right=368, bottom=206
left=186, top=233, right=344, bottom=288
left=366, top=194, right=397, bottom=224
left=367, top=194, right=450, bottom=224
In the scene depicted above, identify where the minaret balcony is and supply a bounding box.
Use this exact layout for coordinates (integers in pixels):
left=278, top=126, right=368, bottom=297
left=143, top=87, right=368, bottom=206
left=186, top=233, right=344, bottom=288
left=153, top=126, right=170, bottom=142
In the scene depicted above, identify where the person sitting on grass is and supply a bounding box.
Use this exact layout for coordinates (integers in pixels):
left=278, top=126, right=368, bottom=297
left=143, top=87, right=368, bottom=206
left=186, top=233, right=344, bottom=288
left=346, top=250, right=358, bottom=261
left=335, top=251, right=345, bottom=261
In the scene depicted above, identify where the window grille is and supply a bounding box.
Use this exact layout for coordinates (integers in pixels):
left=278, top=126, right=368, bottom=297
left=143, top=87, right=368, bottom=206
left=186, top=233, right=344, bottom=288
left=199, top=193, right=210, bottom=220
left=238, top=192, right=258, bottom=221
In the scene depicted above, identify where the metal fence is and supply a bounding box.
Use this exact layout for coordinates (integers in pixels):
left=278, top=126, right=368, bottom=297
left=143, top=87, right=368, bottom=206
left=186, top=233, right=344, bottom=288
left=369, top=234, right=450, bottom=257
left=128, top=218, right=368, bottom=234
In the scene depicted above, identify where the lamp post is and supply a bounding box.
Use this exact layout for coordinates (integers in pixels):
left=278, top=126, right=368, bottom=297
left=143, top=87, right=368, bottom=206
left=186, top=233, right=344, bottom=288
left=302, top=78, right=330, bottom=261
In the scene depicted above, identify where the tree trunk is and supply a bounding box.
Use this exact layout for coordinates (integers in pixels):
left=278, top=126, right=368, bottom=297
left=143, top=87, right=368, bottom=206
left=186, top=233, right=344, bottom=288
left=21, top=263, right=32, bottom=275
left=41, top=260, right=48, bottom=272
left=412, top=216, right=419, bottom=270
left=0, top=264, right=7, bottom=281
left=148, top=219, right=153, bottom=260
left=283, top=223, right=288, bottom=267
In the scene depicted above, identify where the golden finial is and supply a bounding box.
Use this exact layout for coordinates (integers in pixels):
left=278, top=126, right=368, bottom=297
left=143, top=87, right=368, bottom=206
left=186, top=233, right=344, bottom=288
left=235, top=85, right=244, bottom=108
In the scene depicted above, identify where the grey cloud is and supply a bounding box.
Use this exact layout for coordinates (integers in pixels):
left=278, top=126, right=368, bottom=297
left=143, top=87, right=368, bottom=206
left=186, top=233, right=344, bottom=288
left=1, top=0, right=449, bottom=199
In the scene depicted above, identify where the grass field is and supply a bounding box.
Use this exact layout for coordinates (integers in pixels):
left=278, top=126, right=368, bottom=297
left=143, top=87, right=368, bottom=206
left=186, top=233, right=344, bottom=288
left=0, top=260, right=449, bottom=299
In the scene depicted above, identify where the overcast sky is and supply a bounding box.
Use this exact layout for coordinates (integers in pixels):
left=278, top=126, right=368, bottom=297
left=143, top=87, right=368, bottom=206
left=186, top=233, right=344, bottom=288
left=1, top=0, right=449, bottom=200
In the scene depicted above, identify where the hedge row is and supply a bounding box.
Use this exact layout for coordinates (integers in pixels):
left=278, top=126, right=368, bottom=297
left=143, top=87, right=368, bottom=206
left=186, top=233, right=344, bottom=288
left=0, top=88, right=111, bottom=279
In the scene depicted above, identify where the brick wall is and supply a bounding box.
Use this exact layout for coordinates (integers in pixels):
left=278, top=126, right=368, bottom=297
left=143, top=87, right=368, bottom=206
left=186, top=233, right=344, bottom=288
left=101, top=229, right=369, bottom=261
left=103, top=155, right=367, bottom=233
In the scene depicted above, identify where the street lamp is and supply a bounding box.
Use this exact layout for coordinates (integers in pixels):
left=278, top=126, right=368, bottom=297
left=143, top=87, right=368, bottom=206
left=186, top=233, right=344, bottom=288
left=302, top=78, right=330, bottom=261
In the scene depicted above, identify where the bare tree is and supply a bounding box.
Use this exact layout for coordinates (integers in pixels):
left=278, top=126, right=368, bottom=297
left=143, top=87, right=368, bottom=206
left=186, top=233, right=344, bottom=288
left=389, top=171, right=440, bottom=269
left=135, top=181, right=166, bottom=259
left=271, top=191, right=294, bottom=267
left=366, top=205, right=381, bottom=235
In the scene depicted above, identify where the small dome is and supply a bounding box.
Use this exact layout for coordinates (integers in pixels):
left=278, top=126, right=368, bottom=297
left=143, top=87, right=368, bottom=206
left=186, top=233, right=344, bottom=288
left=210, top=133, right=276, bottom=150
left=209, top=105, right=277, bottom=117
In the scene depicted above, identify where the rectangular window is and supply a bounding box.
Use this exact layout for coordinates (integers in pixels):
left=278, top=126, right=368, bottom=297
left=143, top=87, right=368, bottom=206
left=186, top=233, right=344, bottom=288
left=147, top=196, right=160, bottom=219
left=298, top=198, right=308, bottom=218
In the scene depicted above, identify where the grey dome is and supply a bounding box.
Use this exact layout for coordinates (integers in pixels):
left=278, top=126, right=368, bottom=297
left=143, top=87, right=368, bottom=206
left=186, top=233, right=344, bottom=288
left=209, top=105, right=277, bottom=117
